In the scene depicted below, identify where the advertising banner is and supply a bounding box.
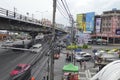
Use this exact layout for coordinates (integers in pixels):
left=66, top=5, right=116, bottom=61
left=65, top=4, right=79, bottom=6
left=76, top=14, right=84, bottom=30
left=86, top=12, right=95, bottom=32
left=116, top=29, right=120, bottom=35
left=95, top=18, right=101, bottom=33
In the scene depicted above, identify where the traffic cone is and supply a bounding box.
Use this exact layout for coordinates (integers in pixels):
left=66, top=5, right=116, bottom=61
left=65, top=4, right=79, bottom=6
left=31, top=76, right=35, bottom=80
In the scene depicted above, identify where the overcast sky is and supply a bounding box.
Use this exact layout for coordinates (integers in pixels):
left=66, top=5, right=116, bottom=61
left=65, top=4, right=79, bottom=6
left=0, top=0, right=120, bottom=26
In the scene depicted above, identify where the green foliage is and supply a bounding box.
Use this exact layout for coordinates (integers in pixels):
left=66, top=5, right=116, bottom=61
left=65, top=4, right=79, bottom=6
left=66, top=44, right=79, bottom=50
left=82, top=44, right=88, bottom=49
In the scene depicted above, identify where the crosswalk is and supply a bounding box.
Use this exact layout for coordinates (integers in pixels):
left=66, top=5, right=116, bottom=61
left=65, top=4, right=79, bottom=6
left=79, top=68, right=99, bottom=80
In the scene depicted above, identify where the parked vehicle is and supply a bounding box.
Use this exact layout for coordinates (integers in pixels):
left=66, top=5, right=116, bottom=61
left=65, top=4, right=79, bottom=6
left=75, top=52, right=92, bottom=61
left=88, top=39, right=108, bottom=45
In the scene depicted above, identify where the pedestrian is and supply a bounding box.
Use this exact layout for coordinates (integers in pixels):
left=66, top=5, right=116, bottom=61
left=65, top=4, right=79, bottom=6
left=67, top=73, right=71, bottom=80
left=83, top=60, right=87, bottom=70
left=92, top=49, right=97, bottom=55
left=66, top=52, right=69, bottom=58
left=42, top=76, right=45, bottom=80
left=79, top=60, right=82, bottom=68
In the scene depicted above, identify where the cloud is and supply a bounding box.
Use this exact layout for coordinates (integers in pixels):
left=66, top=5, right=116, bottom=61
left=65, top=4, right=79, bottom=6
left=0, top=0, right=120, bottom=25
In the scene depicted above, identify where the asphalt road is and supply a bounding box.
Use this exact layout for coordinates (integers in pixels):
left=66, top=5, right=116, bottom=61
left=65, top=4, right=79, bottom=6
left=0, top=39, right=48, bottom=80
left=0, top=35, right=64, bottom=80
left=0, top=50, right=31, bottom=79
left=1, top=38, right=120, bottom=80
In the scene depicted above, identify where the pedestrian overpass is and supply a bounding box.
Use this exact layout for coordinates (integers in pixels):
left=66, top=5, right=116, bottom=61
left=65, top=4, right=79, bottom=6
left=0, top=7, right=66, bottom=38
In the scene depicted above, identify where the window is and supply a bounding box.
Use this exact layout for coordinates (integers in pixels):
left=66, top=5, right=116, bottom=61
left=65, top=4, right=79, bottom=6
left=15, top=66, right=22, bottom=70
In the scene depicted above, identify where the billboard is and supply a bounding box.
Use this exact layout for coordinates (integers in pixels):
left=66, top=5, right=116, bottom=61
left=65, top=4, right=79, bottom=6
left=116, top=29, right=120, bottom=35
left=86, top=12, right=95, bottom=32
left=76, top=14, right=85, bottom=30
left=95, top=18, right=101, bottom=33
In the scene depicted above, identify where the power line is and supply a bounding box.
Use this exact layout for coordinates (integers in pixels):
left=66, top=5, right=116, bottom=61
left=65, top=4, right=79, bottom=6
left=63, top=0, right=71, bottom=16
left=60, top=0, right=70, bottom=18
left=60, top=0, right=74, bottom=22
left=57, top=0, right=66, bottom=14
left=57, top=3, right=69, bottom=20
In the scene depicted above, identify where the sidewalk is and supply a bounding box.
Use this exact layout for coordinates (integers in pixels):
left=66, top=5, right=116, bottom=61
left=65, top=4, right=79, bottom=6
left=54, top=49, right=98, bottom=80
left=109, top=43, right=120, bottom=46
left=54, top=53, right=66, bottom=80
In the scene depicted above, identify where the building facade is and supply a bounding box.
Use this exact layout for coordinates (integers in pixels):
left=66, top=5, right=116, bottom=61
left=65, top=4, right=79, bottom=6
left=92, top=9, right=120, bottom=43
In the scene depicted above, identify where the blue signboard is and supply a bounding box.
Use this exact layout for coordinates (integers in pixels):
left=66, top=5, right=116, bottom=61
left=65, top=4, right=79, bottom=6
left=74, top=48, right=82, bottom=52
left=116, top=29, right=120, bottom=35
left=86, top=12, right=95, bottom=32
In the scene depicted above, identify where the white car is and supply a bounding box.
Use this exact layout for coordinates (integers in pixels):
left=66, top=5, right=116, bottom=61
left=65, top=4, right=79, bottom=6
left=75, top=52, right=92, bottom=61
left=1, top=40, right=14, bottom=47
left=31, top=44, right=42, bottom=53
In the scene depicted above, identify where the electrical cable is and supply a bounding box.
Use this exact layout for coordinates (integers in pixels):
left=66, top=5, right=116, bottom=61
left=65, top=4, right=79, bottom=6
left=60, top=0, right=74, bottom=22
left=57, top=4, right=69, bottom=20
left=60, top=0, right=71, bottom=19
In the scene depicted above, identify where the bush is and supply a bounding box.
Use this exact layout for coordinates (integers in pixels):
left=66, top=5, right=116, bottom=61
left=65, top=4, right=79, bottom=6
left=82, top=44, right=88, bottom=49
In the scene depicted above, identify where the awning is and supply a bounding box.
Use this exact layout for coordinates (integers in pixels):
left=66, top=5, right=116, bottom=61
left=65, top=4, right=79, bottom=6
left=63, top=63, right=79, bottom=72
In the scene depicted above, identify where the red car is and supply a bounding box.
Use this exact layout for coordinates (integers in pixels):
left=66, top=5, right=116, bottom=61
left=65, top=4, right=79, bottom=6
left=10, top=64, right=31, bottom=77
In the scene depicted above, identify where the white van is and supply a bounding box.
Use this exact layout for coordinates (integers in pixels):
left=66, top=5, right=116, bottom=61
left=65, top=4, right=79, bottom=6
left=31, top=44, right=42, bottom=53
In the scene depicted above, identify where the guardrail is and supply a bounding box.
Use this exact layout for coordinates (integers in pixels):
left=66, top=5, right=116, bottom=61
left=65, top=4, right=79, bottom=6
left=0, top=7, right=51, bottom=27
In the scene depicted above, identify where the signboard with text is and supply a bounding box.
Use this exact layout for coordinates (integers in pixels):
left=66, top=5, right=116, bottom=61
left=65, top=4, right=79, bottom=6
left=116, top=29, right=120, bottom=35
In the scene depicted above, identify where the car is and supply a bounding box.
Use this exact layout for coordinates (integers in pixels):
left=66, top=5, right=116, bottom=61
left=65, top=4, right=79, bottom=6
left=5, top=40, right=13, bottom=43
left=30, top=44, right=42, bottom=53
left=82, top=53, right=92, bottom=61
left=75, top=55, right=84, bottom=62
left=10, top=64, right=31, bottom=77
left=1, top=40, right=14, bottom=47
left=75, top=52, right=92, bottom=61
left=87, top=39, right=97, bottom=44
left=96, top=39, right=108, bottom=45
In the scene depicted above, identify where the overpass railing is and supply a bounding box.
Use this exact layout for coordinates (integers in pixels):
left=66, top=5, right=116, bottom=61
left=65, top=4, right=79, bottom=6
left=0, top=7, right=52, bottom=27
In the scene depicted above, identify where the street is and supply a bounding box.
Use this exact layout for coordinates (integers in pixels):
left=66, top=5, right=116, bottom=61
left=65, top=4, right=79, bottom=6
left=54, top=45, right=120, bottom=80
left=0, top=40, right=49, bottom=80
left=0, top=38, right=120, bottom=80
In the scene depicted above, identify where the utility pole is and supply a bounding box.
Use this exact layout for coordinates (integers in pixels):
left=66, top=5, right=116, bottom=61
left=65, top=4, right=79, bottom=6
left=70, top=15, right=75, bottom=64
left=50, top=0, right=57, bottom=80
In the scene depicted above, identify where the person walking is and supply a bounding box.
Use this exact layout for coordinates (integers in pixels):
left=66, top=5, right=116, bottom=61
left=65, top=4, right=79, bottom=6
left=83, top=60, right=87, bottom=70
left=42, top=76, right=45, bottom=80
left=79, top=60, right=82, bottom=68
left=67, top=73, right=71, bottom=80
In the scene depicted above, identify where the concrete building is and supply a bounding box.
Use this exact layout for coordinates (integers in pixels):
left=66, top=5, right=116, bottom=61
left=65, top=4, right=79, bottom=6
left=0, top=30, right=9, bottom=41
left=92, top=9, right=120, bottom=43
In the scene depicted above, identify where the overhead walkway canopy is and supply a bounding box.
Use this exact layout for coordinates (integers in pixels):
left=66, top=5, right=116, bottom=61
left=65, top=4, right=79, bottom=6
left=91, top=60, right=120, bottom=80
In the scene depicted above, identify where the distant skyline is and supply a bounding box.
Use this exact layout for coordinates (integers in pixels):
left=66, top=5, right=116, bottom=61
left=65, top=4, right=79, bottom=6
left=0, top=0, right=120, bottom=26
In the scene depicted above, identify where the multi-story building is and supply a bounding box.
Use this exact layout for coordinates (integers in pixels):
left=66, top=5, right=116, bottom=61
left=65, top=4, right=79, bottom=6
left=41, top=18, right=52, bottom=27
left=92, top=9, right=120, bottom=43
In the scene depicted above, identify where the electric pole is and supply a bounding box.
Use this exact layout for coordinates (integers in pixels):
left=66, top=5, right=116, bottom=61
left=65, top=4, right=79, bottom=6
left=69, top=15, right=74, bottom=63
left=50, top=0, right=57, bottom=80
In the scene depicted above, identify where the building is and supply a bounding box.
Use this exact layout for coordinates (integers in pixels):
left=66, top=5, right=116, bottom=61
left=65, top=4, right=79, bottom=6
left=41, top=18, right=52, bottom=27
left=0, top=30, right=9, bottom=41
left=55, top=23, right=64, bottom=29
left=92, top=9, right=120, bottom=43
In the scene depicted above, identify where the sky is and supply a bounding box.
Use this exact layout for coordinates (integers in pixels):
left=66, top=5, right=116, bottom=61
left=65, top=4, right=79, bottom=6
left=0, top=0, right=120, bottom=26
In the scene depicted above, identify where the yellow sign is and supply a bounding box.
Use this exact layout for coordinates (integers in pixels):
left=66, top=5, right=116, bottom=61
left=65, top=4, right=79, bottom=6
left=76, top=14, right=86, bottom=31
